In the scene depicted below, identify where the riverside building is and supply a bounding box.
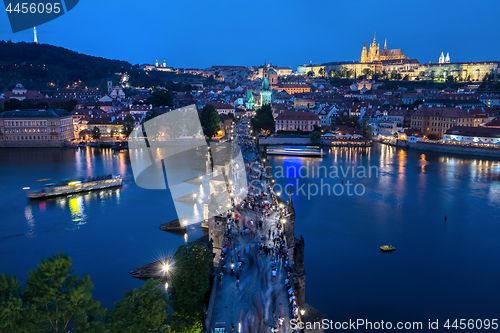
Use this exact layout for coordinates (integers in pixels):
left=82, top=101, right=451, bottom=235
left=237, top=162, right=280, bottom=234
left=0, top=109, right=74, bottom=147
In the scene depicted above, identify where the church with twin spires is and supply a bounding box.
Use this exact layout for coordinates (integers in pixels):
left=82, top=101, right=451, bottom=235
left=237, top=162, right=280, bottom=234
left=361, top=33, right=407, bottom=63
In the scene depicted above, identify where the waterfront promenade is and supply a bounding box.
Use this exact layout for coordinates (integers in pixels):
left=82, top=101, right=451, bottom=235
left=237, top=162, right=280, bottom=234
left=208, top=120, right=298, bottom=333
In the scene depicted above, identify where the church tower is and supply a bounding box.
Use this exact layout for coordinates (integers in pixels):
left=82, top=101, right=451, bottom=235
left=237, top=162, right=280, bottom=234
left=260, top=77, right=272, bottom=106
left=361, top=41, right=368, bottom=63
left=245, top=89, right=255, bottom=110
left=445, top=53, right=450, bottom=63
left=439, top=52, right=445, bottom=64
left=33, top=27, right=38, bottom=44
left=155, top=58, right=158, bottom=67
left=163, top=59, right=166, bottom=67
left=368, top=32, right=380, bottom=62
left=384, top=39, right=387, bottom=50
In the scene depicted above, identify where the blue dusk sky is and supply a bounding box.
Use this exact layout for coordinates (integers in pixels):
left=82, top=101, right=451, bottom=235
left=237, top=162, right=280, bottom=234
left=0, top=0, right=498, bottom=69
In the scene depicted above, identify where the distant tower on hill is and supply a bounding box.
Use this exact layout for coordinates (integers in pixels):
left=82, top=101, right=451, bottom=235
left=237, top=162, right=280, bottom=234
left=155, top=58, right=158, bottom=67
left=439, top=52, right=445, bottom=64
left=33, top=27, right=38, bottom=44
left=107, top=80, right=112, bottom=94
left=445, top=52, right=450, bottom=63
left=163, top=59, right=166, bottom=67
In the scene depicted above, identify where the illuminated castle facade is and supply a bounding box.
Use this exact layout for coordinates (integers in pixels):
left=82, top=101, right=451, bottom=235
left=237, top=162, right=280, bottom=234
left=361, top=33, right=407, bottom=63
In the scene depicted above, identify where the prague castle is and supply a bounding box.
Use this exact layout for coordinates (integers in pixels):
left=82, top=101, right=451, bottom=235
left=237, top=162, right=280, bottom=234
left=361, top=33, right=407, bottom=63
left=297, top=33, right=499, bottom=82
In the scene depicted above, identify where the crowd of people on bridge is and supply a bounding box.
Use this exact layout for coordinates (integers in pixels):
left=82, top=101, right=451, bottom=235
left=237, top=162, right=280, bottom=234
left=214, top=119, right=302, bottom=333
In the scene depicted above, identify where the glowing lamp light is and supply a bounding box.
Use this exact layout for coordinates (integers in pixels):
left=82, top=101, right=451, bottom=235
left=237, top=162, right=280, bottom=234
left=165, top=282, right=169, bottom=289
left=300, top=309, right=305, bottom=316
left=277, top=192, right=281, bottom=196
left=162, top=264, right=169, bottom=272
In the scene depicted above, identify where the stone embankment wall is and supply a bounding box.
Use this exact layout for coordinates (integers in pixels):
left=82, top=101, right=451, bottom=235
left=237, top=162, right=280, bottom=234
left=380, top=139, right=500, bottom=158
left=407, top=142, right=500, bottom=158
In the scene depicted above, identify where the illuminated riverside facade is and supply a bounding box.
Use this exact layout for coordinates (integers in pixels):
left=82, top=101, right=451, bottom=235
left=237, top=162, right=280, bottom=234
left=0, top=109, right=74, bottom=147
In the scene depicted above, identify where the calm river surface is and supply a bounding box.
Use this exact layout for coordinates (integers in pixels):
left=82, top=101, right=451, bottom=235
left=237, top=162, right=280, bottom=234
left=1, top=143, right=499, bottom=331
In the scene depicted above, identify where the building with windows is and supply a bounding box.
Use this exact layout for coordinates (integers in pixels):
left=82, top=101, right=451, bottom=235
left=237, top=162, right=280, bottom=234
left=0, top=109, right=74, bottom=147
left=410, top=106, right=482, bottom=139
left=275, top=111, right=320, bottom=132
left=275, top=83, right=311, bottom=94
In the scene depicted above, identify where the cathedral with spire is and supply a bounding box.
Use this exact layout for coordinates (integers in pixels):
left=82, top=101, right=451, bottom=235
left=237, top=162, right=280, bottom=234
left=361, top=33, right=407, bottom=63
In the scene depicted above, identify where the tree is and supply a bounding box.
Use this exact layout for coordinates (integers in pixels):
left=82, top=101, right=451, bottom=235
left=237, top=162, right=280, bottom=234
left=318, top=68, right=325, bottom=77
left=339, top=67, right=348, bottom=78
left=446, top=75, right=454, bottom=83
left=106, top=279, right=169, bottom=332
left=393, top=132, right=398, bottom=139
left=309, top=125, right=321, bottom=144
left=429, top=71, right=436, bottom=82
left=250, top=104, right=275, bottom=135
left=0, top=274, right=26, bottom=333
left=144, top=108, right=159, bottom=122
left=307, top=70, right=315, bottom=77
left=122, top=114, right=135, bottom=137
left=91, top=126, right=101, bottom=140
left=50, top=99, right=78, bottom=112
left=200, top=104, right=221, bottom=139
left=427, top=133, right=439, bottom=140
left=24, top=253, right=106, bottom=333
left=145, top=89, right=173, bottom=107
left=169, top=242, right=212, bottom=321
left=364, top=125, right=373, bottom=139
left=169, top=315, right=203, bottom=333
left=362, top=68, right=372, bottom=79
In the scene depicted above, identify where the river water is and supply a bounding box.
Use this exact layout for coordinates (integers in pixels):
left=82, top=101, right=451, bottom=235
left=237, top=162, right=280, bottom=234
left=269, top=143, right=500, bottom=331
left=1, top=144, right=499, bottom=331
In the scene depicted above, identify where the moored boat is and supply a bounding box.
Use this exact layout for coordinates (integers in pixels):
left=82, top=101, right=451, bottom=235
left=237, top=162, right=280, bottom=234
left=25, top=175, right=123, bottom=199
left=266, top=146, right=324, bottom=157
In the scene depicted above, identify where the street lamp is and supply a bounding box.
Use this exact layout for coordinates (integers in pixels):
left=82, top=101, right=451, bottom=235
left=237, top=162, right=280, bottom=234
left=300, top=309, right=305, bottom=316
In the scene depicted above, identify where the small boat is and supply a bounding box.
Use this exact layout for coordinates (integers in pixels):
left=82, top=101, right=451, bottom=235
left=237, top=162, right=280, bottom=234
left=380, top=245, right=396, bottom=252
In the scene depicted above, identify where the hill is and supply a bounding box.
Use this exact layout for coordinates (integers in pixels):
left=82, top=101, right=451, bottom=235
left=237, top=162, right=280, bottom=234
left=0, top=41, right=206, bottom=92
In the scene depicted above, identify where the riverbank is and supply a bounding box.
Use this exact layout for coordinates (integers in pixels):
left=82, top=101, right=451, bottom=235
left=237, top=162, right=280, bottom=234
left=259, top=136, right=372, bottom=147
left=378, top=138, right=500, bottom=158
